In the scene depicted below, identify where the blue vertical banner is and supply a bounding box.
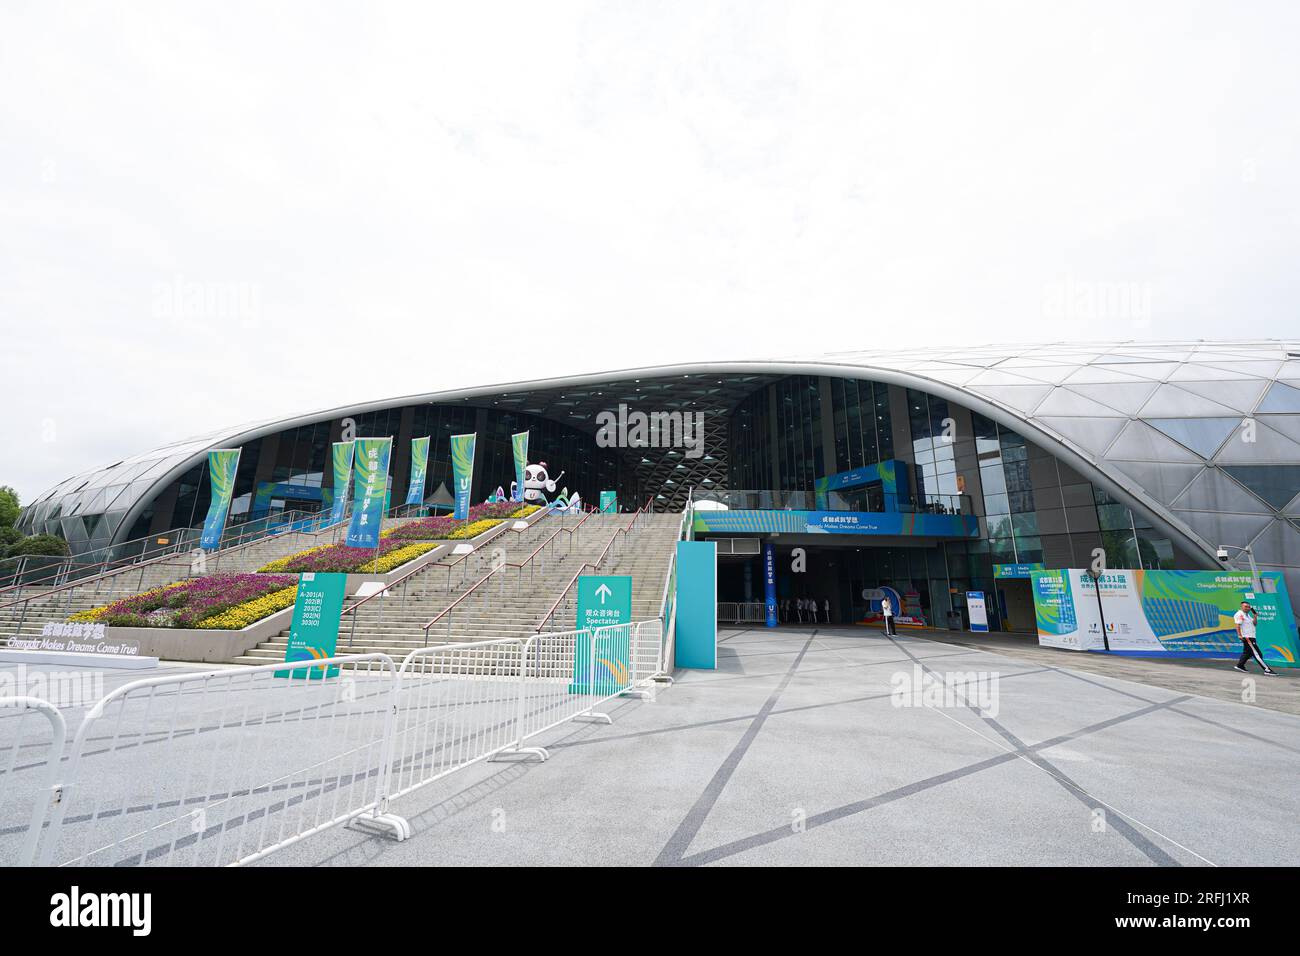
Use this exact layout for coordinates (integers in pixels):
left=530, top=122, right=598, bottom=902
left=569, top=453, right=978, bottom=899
left=406, top=435, right=430, bottom=506
left=199, top=449, right=241, bottom=550
left=763, top=541, right=778, bottom=627
left=450, top=432, right=476, bottom=520
left=329, top=441, right=354, bottom=525
left=346, top=437, right=392, bottom=548
left=511, top=431, right=528, bottom=502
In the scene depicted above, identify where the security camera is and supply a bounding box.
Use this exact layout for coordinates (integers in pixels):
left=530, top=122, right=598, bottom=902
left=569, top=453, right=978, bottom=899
left=1216, top=547, right=1229, bottom=561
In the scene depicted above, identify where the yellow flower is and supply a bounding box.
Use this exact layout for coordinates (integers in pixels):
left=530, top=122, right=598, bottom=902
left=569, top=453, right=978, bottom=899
left=258, top=544, right=328, bottom=573
left=358, top=542, right=438, bottom=573
left=196, top=586, right=299, bottom=630
left=445, top=519, right=503, bottom=540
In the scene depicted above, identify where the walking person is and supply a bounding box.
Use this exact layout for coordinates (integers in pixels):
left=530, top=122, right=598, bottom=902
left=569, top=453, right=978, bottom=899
left=1233, top=600, right=1277, bottom=675
left=823, top=597, right=831, bottom=625
left=881, top=595, right=895, bottom=636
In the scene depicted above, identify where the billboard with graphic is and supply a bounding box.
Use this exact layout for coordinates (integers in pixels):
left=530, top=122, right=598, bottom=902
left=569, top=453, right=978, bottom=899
left=1030, top=568, right=1298, bottom=666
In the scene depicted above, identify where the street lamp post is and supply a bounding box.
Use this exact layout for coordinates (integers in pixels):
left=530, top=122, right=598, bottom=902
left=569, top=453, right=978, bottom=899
left=1217, top=544, right=1263, bottom=595
left=1086, top=567, right=1111, bottom=652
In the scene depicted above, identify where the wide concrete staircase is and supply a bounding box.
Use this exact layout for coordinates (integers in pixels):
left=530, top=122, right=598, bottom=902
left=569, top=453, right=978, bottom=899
left=233, top=512, right=683, bottom=664
left=0, top=519, right=357, bottom=640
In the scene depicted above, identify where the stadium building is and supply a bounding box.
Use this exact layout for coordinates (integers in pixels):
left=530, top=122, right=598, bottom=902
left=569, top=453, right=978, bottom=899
left=18, top=340, right=1300, bottom=629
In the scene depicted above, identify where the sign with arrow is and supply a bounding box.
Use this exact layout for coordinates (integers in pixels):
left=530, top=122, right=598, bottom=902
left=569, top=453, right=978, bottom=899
left=572, top=575, right=633, bottom=694
left=576, top=574, right=632, bottom=631
left=277, top=572, right=347, bottom=680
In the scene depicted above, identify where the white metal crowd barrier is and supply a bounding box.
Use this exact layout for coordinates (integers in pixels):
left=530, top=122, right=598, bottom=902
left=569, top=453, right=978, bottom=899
left=1, top=697, right=67, bottom=867
left=387, top=621, right=662, bottom=801
left=3, top=620, right=669, bottom=867
left=27, top=655, right=408, bottom=867
left=716, top=602, right=766, bottom=623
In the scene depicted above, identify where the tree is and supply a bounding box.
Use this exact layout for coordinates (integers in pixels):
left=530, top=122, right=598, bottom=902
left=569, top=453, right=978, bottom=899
left=5, top=534, right=69, bottom=559
left=0, top=486, right=18, bottom=530
left=0, top=527, right=22, bottom=549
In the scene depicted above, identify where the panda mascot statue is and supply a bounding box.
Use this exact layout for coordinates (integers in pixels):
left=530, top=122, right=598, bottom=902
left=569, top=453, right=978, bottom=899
left=517, top=462, right=564, bottom=505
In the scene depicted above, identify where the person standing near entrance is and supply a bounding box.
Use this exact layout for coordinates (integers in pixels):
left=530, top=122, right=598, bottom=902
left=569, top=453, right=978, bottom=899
left=1233, top=601, right=1276, bottom=675
left=823, top=597, right=831, bottom=625
left=881, top=596, right=895, bottom=636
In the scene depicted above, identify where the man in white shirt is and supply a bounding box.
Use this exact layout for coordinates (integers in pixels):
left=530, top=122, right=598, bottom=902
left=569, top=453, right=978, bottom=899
left=1233, top=601, right=1276, bottom=675
left=881, top=596, right=895, bottom=636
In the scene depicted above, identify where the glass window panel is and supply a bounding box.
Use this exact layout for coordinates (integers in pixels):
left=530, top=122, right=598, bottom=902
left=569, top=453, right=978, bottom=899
left=1258, top=381, right=1300, bottom=413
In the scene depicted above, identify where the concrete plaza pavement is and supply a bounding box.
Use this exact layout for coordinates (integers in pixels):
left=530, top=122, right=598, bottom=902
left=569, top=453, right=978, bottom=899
left=264, top=625, right=1300, bottom=867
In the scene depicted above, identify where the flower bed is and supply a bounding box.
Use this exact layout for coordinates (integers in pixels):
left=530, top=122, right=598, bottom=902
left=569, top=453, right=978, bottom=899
left=68, top=574, right=299, bottom=630
left=383, top=517, right=504, bottom=542
left=476, top=501, right=541, bottom=520
left=257, top=539, right=439, bottom=574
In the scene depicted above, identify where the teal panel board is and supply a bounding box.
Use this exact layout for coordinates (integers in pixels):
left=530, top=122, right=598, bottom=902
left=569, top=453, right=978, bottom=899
left=675, top=540, right=717, bottom=669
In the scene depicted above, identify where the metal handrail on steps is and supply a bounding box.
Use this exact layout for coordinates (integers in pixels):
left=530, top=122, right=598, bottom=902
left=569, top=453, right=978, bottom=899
left=341, top=505, right=555, bottom=646
left=535, top=500, right=653, bottom=633
left=416, top=509, right=596, bottom=646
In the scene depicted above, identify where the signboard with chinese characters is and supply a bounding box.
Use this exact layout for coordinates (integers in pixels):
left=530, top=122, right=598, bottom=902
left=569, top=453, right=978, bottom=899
left=278, top=572, right=347, bottom=680
left=5, top=622, right=143, bottom=657
left=1029, top=568, right=1298, bottom=665
left=571, top=575, right=633, bottom=693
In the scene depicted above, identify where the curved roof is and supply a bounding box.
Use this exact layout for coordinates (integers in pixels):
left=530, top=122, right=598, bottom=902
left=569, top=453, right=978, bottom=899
left=21, top=340, right=1300, bottom=582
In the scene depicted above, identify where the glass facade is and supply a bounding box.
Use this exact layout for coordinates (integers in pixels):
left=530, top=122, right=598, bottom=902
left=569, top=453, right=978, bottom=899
left=19, top=341, right=1300, bottom=616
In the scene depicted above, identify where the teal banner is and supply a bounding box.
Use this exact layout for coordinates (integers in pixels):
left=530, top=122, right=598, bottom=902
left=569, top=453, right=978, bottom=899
left=511, top=431, right=528, bottom=502
left=199, top=449, right=241, bottom=550
left=277, top=572, right=347, bottom=680
left=330, top=441, right=354, bottom=524
left=450, top=432, right=476, bottom=520
left=600, top=490, right=618, bottom=514
left=406, top=436, right=430, bottom=506
left=346, top=437, right=392, bottom=548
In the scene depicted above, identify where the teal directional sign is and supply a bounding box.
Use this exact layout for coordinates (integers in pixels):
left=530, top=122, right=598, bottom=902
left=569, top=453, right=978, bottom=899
left=278, top=571, right=347, bottom=680
left=576, top=574, right=632, bottom=630
left=572, top=575, right=633, bottom=694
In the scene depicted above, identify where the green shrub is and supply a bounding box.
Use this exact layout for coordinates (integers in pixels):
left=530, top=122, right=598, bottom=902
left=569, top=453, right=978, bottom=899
left=5, top=534, right=71, bottom=559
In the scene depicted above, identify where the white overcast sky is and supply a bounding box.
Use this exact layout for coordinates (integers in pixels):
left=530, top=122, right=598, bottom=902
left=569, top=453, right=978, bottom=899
left=3, top=1, right=1299, bottom=502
